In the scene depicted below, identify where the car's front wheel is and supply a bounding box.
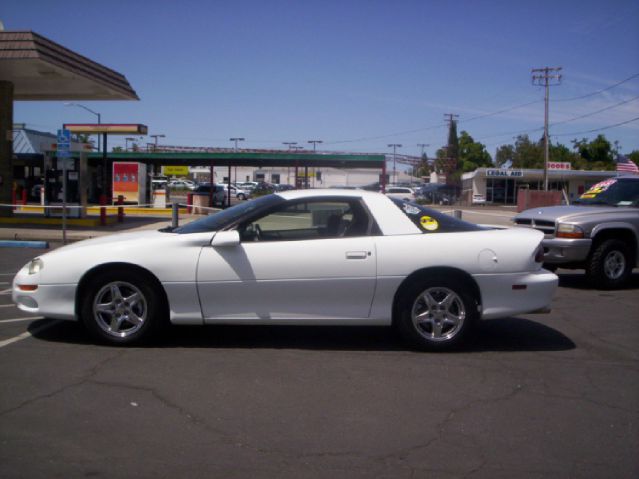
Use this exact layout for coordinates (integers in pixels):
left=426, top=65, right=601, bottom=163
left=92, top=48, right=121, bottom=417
left=587, top=239, right=632, bottom=289
left=396, top=277, right=477, bottom=351
left=80, top=269, right=167, bottom=345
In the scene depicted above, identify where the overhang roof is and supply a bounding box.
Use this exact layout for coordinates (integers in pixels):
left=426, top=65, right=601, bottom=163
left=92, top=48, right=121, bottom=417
left=84, top=151, right=386, bottom=169
left=0, top=31, right=139, bottom=100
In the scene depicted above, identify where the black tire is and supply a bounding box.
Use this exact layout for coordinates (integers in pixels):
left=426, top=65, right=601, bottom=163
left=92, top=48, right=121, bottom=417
left=237, top=193, right=246, bottom=200
left=396, top=277, right=477, bottom=351
left=586, top=239, right=632, bottom=289
left=80, top=269, right=168, bottom=345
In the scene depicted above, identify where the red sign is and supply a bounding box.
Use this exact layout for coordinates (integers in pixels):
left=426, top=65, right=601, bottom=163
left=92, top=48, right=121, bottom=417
left=548, top=162, right=571, bottom=170
left=113, top=162, right=140, bottom=202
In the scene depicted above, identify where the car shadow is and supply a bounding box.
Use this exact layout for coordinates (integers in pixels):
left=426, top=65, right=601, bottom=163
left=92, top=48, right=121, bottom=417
left=29, top=317, right=575, bottom=353
left=556, top=270, right=639, bottom=290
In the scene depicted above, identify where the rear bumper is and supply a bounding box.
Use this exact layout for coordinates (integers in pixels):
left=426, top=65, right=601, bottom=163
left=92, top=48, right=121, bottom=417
left=542, top=237, right=591, bottom=264
left=474, top=270, right=558, bottom=320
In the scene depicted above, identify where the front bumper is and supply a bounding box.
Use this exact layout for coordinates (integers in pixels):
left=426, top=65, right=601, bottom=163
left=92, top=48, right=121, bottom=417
left=542, top=237, right=592, bottom=264
left=12, top=268, right=77, bottom=320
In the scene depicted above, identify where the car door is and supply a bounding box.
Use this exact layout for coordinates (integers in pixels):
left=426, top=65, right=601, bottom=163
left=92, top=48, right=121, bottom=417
left=197, top=198, right=378, bottom=323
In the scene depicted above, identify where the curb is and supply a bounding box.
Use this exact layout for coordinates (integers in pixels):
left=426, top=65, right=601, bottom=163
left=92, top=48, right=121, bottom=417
left=0, top=240, right=50, bottom=249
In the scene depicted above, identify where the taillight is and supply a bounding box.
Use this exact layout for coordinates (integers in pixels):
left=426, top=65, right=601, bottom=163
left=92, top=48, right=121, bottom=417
left=534, top=245, right=545, bottom=263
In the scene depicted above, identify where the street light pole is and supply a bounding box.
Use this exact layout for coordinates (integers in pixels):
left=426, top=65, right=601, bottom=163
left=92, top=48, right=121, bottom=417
left=150, top=134, right=166, bottom=152
left=229, top=137, right=245, bottom=183
left=307, top=140, right=322, bottom=187
left=307, top=140, right=322, bottom=152
left=388, top=144, right=402, bottom=185
left=64, top=103, right=101, bottom=152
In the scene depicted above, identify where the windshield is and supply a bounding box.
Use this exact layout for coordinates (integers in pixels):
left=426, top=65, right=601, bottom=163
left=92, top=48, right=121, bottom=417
left=390, top=198, right=485, bottom=233
left=573, top=179, right=639, bottom=207
left=171, top=194, right=284, bottom=234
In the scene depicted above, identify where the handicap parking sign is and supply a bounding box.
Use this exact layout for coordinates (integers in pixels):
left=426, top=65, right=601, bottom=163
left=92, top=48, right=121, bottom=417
left=57, top=128, right=71, bottom=158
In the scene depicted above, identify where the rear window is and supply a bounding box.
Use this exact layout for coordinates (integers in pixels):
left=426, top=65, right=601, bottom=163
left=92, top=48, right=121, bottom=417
left=390, top=198, right=485, bottom=233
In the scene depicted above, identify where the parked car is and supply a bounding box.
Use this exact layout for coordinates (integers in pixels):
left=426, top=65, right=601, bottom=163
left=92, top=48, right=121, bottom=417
left=168, top=179, right=197, bottom=190
left=514, top=177, right=639, bottom=289
left=236, top=181, right=258, bottom=191
left=472, top=194, right=487, bottom=205
left=385, top=187, right=416, bottom=202
left=223, top=184, right=250, bottom=200
left=192, top=183, right=225, bottom=206
left=274, top=184, right=296, bottom=191
left=13, top=189, right=556, bottom=350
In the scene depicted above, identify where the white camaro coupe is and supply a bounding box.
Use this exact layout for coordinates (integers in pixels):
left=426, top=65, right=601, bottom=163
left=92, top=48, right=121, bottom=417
left=13, top=190, right=558, bottom=350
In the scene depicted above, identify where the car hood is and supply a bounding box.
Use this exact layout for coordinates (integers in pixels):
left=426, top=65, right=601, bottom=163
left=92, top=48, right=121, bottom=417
left=515, top=205, right=628, bottom=223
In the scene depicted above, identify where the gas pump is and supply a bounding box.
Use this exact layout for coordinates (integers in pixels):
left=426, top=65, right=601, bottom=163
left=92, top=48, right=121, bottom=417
left=44, top=158, right=81, bottom=218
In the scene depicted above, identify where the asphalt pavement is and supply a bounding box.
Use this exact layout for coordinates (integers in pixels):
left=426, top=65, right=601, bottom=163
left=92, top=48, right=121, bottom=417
left=0, top=244, right=637, bottom=478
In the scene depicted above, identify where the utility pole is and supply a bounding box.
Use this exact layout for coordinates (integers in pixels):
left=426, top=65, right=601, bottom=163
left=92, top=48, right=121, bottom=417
left=387, top=144, right=402, bottom=184
left=417, top=143, right=429, bottom=157
left=532, top=66, right=562, bottom=191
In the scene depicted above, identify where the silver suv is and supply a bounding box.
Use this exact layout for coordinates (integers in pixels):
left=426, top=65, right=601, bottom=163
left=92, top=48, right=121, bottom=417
left=514, top=177, right=639, bottom=289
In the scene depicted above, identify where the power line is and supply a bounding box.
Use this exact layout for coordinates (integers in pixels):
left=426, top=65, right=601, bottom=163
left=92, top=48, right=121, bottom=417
left=553, top=72, right=639, bottom=102
left=551, top=94, right=639, bottom=126
left=551, top=116, right=639, bottom=137
left=460, top=98, right=543, bottom=123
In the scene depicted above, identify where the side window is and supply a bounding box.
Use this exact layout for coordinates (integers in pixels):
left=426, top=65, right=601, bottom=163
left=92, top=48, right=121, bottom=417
left=239, top=200, right=372, bottom=242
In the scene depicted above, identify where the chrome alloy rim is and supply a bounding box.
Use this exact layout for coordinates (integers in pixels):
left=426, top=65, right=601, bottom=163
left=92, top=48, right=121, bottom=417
left=604, top=251, right=625, bottom=280
left=93, top=281, right=147, bottom=338
left=411, top=287, right=466, bottom=342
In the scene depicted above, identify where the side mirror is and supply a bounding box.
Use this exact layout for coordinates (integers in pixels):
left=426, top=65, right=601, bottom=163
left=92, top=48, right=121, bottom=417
left=211, top=230, right=240, bottom=247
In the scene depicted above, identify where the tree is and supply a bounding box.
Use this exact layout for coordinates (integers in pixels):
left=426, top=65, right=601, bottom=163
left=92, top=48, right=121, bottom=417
left=495, top=144, right=514, bottom=167
left=512, top=135, right=543, bottom=168
left=571, top=135, right=617, bottom=171
left=628, top=150, right=639, bottom=164
left=458, top=131, right=492, bottom=172
left=447, top=120, right=459, bottom=164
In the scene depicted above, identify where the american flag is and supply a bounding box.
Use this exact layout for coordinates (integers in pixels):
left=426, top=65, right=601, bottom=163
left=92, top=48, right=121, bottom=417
left=616, top=156, right=639, bottom=174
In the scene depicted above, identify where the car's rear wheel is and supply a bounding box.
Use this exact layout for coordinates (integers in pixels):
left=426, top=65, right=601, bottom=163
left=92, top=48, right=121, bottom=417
left=587, top=239, right=632, bottom=289
left=396, top=278, right=477, bottom=351
left=237, top=193, right=246, bottom=200
left=80, top=269, right=167, bottom=345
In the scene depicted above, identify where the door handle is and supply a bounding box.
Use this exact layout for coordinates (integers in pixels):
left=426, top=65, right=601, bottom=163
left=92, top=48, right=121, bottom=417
left=346, top=251, right=369, bottom=259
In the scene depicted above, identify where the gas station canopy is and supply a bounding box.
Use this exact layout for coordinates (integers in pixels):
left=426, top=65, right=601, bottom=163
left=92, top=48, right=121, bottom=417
left=0, top=31, right=139, bottom=101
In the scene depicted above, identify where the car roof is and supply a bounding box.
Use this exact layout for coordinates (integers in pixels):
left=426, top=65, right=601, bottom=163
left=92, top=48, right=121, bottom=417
left=275, top=188, right=383, bottom=201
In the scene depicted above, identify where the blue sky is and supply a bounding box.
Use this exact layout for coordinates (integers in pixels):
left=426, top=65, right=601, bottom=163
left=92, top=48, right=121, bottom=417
left=5, top=0, right=639, bottom=159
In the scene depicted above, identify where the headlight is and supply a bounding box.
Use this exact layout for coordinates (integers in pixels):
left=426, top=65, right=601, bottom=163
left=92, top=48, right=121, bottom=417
left=556, top=223, right=585, bottom=239
left=28, top=258, right=44, bottom=275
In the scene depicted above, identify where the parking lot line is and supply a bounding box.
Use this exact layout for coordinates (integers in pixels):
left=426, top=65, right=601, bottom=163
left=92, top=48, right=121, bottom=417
left=0, top=318, right=60, bottom=349
left=0, top=304, right=18, bottom=308
left=0, top=316, right=44, bottom=323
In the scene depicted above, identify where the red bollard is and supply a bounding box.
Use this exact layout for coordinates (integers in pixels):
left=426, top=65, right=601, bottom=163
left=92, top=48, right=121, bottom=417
left=187, top=193, right=193, bottom=214
left=21, top=189, right=27, bottom=205
left=117, top=195, right=124, bottom=223
left=99, top=194, right=107, bottom=226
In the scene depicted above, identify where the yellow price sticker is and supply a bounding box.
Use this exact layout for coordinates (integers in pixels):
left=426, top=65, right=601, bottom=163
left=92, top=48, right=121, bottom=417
left=420, top=216, right=439, bottom=231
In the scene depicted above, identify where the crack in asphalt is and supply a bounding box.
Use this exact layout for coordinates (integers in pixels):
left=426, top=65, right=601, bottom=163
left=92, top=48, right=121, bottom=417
left=0, top=351, right=124, bottom=417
